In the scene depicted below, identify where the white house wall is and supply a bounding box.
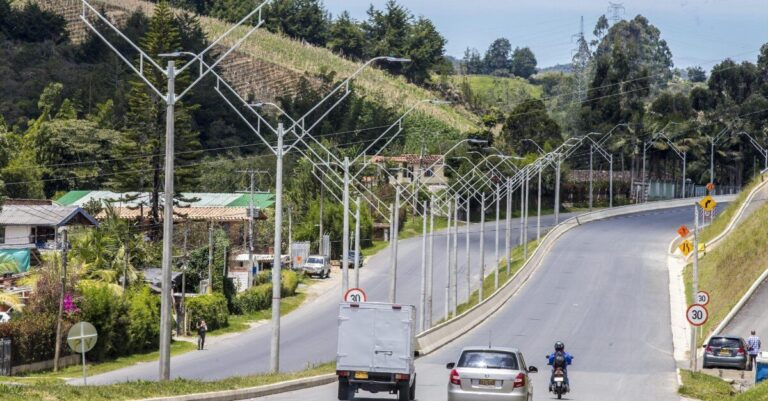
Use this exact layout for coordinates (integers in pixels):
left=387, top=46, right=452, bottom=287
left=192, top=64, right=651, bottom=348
left=4, top=226, right=31, bottom=246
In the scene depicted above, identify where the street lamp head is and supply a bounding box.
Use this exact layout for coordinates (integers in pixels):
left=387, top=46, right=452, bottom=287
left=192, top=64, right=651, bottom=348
left=428, top=100, right=451, bottom=105
left=158, top=51, right=196, bottom=58
left=249, top=102, right=265, bottom=108
left=384, top=57, right=412, bottom=63
left=467, top=138, right=488, bottom=145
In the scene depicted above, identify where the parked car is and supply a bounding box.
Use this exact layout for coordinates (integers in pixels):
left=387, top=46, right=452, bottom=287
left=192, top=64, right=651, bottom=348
left=345, top=251, right=364, bottom=268
left=447, top=346, right=538, bottom=401
left=303, top=255, right=330, bottom=278
left=703, top=335, right=749, bottom=370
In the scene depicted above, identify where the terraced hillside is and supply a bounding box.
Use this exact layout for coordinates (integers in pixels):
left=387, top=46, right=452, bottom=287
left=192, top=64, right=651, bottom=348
left=31, top=0, right=479, bottom=133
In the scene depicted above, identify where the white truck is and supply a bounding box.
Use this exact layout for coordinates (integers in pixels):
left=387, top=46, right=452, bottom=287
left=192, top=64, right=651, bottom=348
left=336, top=302, right=418, bottom=401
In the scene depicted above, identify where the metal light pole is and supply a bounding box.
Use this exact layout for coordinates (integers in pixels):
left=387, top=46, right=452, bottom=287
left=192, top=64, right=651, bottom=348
left=505, top=178, right=512, bottom=275
left=427, top=197, right=435, bottom=328
left=445, top=200, right=452, bottom=320
left=691, top=203, right=700, bottom=371
left=419, top=200, right=427, bottom=332
left=248, top=171, right=255, bottom=285
left=389, top=188, right=400, bottom=303
left=589, top=145, right=594, bottom=211
left=319, top=171, right=324, bottom=254
left=519, top=176, right=524, bottom=246
left=207, top=223, right=213, bottom=294
left=452, top=195, right=459, bottom=316
left=555, top=156, right=561, bottom=222
left=537, top=164, right=542, bottom=241
left=354, top=196, right=361, bottom=289
left=479, top=193, right=486, bottom=302
left=494, top=184, right=500, bottom=290
left=523, top=168, right=529, bottom=259
left=270, top=123, right=285, bottom=373
left=342, top=157, right=350, bottom=295
left=465, top=196, right=471, bottom=301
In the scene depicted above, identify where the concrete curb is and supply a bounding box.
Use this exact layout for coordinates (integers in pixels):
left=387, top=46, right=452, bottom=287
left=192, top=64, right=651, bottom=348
left=416, top=198, right=713, bottom=356
left=138, top=374, right=336, bottom=401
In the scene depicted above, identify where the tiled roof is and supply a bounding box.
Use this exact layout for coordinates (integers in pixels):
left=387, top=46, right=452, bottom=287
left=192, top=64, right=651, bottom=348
left=0, top=205, right=98, bottom=227
left=369, top=154, right=443, bottom=165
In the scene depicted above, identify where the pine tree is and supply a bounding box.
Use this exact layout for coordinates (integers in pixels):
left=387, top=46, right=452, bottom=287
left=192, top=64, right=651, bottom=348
left=109, top=2, right=201, bottom=230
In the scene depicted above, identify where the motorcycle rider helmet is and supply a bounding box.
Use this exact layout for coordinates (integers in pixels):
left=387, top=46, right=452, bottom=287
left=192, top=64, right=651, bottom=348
left=554, top=341, right=565, bottom=351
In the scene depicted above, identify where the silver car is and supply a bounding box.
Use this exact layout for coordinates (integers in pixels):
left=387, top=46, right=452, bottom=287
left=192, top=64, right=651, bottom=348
left=447, top=346, right=538, bottom=401
left=703, top=335, right=749, bottom=370
left=302, top=255, right=330, bottom=278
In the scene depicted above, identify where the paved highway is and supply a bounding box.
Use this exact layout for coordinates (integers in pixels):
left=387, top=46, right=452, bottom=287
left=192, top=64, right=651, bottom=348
left=85, top=212, right=569, bottom=384
left=256, top=207, right=693, bottom=401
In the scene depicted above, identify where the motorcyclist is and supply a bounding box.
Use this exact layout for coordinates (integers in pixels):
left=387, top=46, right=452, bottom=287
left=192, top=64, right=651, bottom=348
left=546, top=341, right=573, bottom=392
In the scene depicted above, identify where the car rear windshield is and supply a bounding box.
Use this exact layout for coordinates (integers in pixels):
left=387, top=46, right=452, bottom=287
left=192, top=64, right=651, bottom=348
left=306, top=257, right=324, bottom=264
left=710, top=338, right=742, bottom=348
left=457, top=351, right=519, bottom=370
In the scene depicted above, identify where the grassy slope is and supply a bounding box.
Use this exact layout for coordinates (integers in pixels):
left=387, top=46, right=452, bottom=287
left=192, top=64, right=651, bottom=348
left=699, top=175, right=766, bottom=244
left=0, top=362, right=335, bottom=401
left=679, top=370, right=768, bottom=401
left=685, top=201, right=768, bottom=336
left=88, top=0, right=479, bottom=133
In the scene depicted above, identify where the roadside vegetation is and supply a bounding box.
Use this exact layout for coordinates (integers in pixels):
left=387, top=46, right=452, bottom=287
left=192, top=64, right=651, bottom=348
left=684, top=202, right=768, bottom=335
left=679, top=370, right=768, bottom=400
left=0, top=362, right=335, bottom=401
left=699, top=174, right=768, bottom=244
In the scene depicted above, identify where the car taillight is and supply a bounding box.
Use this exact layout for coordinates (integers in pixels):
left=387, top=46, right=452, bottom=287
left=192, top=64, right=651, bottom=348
left=738, top=348, right=746, bottom=355
left=395, top=373, right=410, bottom=381
left=337, top=371, right=349, bottom=377
left=449, top=369, right=461, bottom=385
left=513, top=372, right=525, bottom=388
left=705, top=346, right=713, bottom=354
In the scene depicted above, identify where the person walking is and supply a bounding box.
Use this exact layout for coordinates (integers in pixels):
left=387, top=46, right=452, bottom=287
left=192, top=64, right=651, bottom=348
left=747, top=330, right=761, bottom=370
left=197, top=319, right=208, bottom=350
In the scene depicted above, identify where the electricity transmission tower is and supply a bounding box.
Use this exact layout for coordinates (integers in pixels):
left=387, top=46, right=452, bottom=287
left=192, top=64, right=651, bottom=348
left=607, top=2, right=625, bottom=24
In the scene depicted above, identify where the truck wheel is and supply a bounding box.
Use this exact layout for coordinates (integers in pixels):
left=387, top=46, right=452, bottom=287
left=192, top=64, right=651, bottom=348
left=338, top=379, right=349, bottom=400
left=409, top=376, right=416, bottom=400
left=398, top=381, right=409, bottom=401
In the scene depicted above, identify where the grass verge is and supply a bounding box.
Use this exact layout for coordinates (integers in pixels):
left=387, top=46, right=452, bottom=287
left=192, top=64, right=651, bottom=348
left=679, top=369, right=768, bottom=400
left=684, top=201, right=768, bottom=336
left=0, top=362, right=335, bottom=401
left=213, top=291, right=307, bottom=336
left=699, top=175, right=766, bottom=244
left=439, top=239, right=540, bottom=323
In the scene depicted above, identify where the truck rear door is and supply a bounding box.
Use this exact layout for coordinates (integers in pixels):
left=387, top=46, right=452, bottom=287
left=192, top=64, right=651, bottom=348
left=337, top=305, right=375, bottom=372
left=372, top=307, right=412, bottom=373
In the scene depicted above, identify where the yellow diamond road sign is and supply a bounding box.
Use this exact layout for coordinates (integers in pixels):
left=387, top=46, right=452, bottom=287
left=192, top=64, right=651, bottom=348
left=679, top=240, right=694, bottom=257
left=699, top=195, right=717, bottom=212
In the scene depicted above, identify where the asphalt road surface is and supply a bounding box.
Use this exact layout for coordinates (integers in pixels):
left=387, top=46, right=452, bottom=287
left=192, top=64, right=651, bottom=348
left=85, top=211, right=570, bottom=384
left=255, top=207, right=693, bottom=401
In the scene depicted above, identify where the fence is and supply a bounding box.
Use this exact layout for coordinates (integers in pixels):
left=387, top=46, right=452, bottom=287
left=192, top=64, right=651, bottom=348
left=0, top=338, right=10, bottom=376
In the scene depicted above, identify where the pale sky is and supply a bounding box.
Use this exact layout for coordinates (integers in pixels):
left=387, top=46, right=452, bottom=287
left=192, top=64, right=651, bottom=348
left=322, top=0, right=768, bottom=70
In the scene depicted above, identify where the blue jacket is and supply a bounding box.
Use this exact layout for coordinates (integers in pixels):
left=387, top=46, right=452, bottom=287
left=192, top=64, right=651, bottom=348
left=547, top=352, right=574, bottom=367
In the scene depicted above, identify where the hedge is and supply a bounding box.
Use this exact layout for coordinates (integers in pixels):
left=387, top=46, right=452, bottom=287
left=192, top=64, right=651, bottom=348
left=235, top=271, right=300, bottom=314
left=186, top=293, right=228, bottom=332
left=0, top=312, right=66, bottom=366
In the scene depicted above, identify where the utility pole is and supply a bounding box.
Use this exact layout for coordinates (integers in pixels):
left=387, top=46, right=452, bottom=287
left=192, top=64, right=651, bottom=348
left=270, top=123, right=285, bottom=373
left=452, top=195, right=459, bottom=316
left=505, top=178, right=512, bottom=275
left=208, top=223, right=213, bottom=295
left=479, top=193, right=486, bottom=302
left=288, top=206, right=293, bottom=270
left=445, top=200, right=452, bottom=320
left=419, top=201, right=427, bottom=332
left=223, top=245, right=228, bottom=287
left=159, top=59, right=176, bottom=381
left=537, top=165, right=542, bottom=241
left=519, top=178, right=524, bottom=246
left=555, top=156, right=561, bottom=222
left=523, top=169, right=529, bottom=259
left=691, top=203, right=700, bottom=371
left=319, top=170, right=324, bottom=254
left=494, top=184, right=500, bottom=290
left=427, top=197, right=435, bottom=329
left=354, top=196, right=361, bottom=289
left=465, top=196, right=471, bottom=301
left=53, top=229, right=68, bottom=372
left=589, top=145, right=594, bottom=211
left=181, top=224, right=188, bottom=336
left=342, top=157, right=350, bottom=296
left=236, top=169, right=263, bottom=288
left=389, top=188, right=400, bottom=303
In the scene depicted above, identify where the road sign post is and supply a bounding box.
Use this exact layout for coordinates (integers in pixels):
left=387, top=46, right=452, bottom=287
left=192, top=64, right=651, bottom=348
left=67, top=322, right=97, bottom=385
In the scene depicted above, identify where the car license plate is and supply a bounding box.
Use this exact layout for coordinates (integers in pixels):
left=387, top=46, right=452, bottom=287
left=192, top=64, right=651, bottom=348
left=554, top=377, right=565, bottom=382
left=478, top=379, right=495, bottom=386
left=354, top=371, right=368, bottom=379
left=719, top=349, right=731, bottom=356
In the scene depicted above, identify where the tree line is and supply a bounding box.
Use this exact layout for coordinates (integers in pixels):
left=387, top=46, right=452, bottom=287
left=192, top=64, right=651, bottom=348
left=461, top=38, right=538, bottom=79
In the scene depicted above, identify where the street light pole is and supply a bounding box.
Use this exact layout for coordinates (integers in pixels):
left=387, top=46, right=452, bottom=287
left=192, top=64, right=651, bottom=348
left=523, top=169, right=529, bottom=259
left=589, top=145, right=594, bottom=211
left=389, top=188, right=400, bottom=303
left=505, top=178, right=512, bottom=275
left=342, top=157, right=350, bottom=295
left=465, top=196, right=471, bottom=301
left=420, top=200, right=427, bottom=332
left=494, top=184, right=500, bottom=290
left=270, top=123, right=285, bottom=374
left=445, top=200, right=452, bottom=320
left=479, top=193, right=486, bottom=302
left=427, top=197, right=435, bottom=328
left=354, top=196, right=361, bottom=289
left=555, top=156, right=561, bottom=222
left=452, top=195, right=459, bottom=316
left=537, top=165, right=542, bottom=241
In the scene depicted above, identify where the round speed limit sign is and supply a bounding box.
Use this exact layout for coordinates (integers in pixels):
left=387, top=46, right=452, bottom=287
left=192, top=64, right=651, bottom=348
left=695, top=291, right=710, bottom=306
left=687, top=304, right=709, bottom=327
left=344, top=288, right=367, bottom=303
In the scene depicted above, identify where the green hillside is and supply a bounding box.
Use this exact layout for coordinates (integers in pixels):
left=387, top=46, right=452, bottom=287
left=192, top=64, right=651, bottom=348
left=450, top=74, right=542, bottom=112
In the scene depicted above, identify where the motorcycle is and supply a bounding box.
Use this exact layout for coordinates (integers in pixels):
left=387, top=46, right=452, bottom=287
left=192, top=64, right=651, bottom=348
left=551, top=367, right=568, bottom=399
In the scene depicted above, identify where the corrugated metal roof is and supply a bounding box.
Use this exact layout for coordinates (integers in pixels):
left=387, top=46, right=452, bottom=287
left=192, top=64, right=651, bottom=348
left=57, top=191, right=275, bottom=209
left=0, top=206, right=98, bottom=227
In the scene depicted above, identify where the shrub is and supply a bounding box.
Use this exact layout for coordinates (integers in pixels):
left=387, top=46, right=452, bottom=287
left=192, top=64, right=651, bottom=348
left=0, top=312, right=65, bottom=365
left=236, top=283, right=272, bottom=314
left=77, top=283, right=129, bottom=361
left=281, top=270, right=299, bottom=297
left=126, top=287, right=160, bottom=352
left=186, top=293, right=228, bottom=332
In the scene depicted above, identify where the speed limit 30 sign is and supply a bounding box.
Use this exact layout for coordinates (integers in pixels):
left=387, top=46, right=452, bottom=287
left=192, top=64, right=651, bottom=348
left=344, top=288, right=367, bottom=303
left=695, top=291, right=710, bottom=306
left=687, top=304, right=709, bottom=326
